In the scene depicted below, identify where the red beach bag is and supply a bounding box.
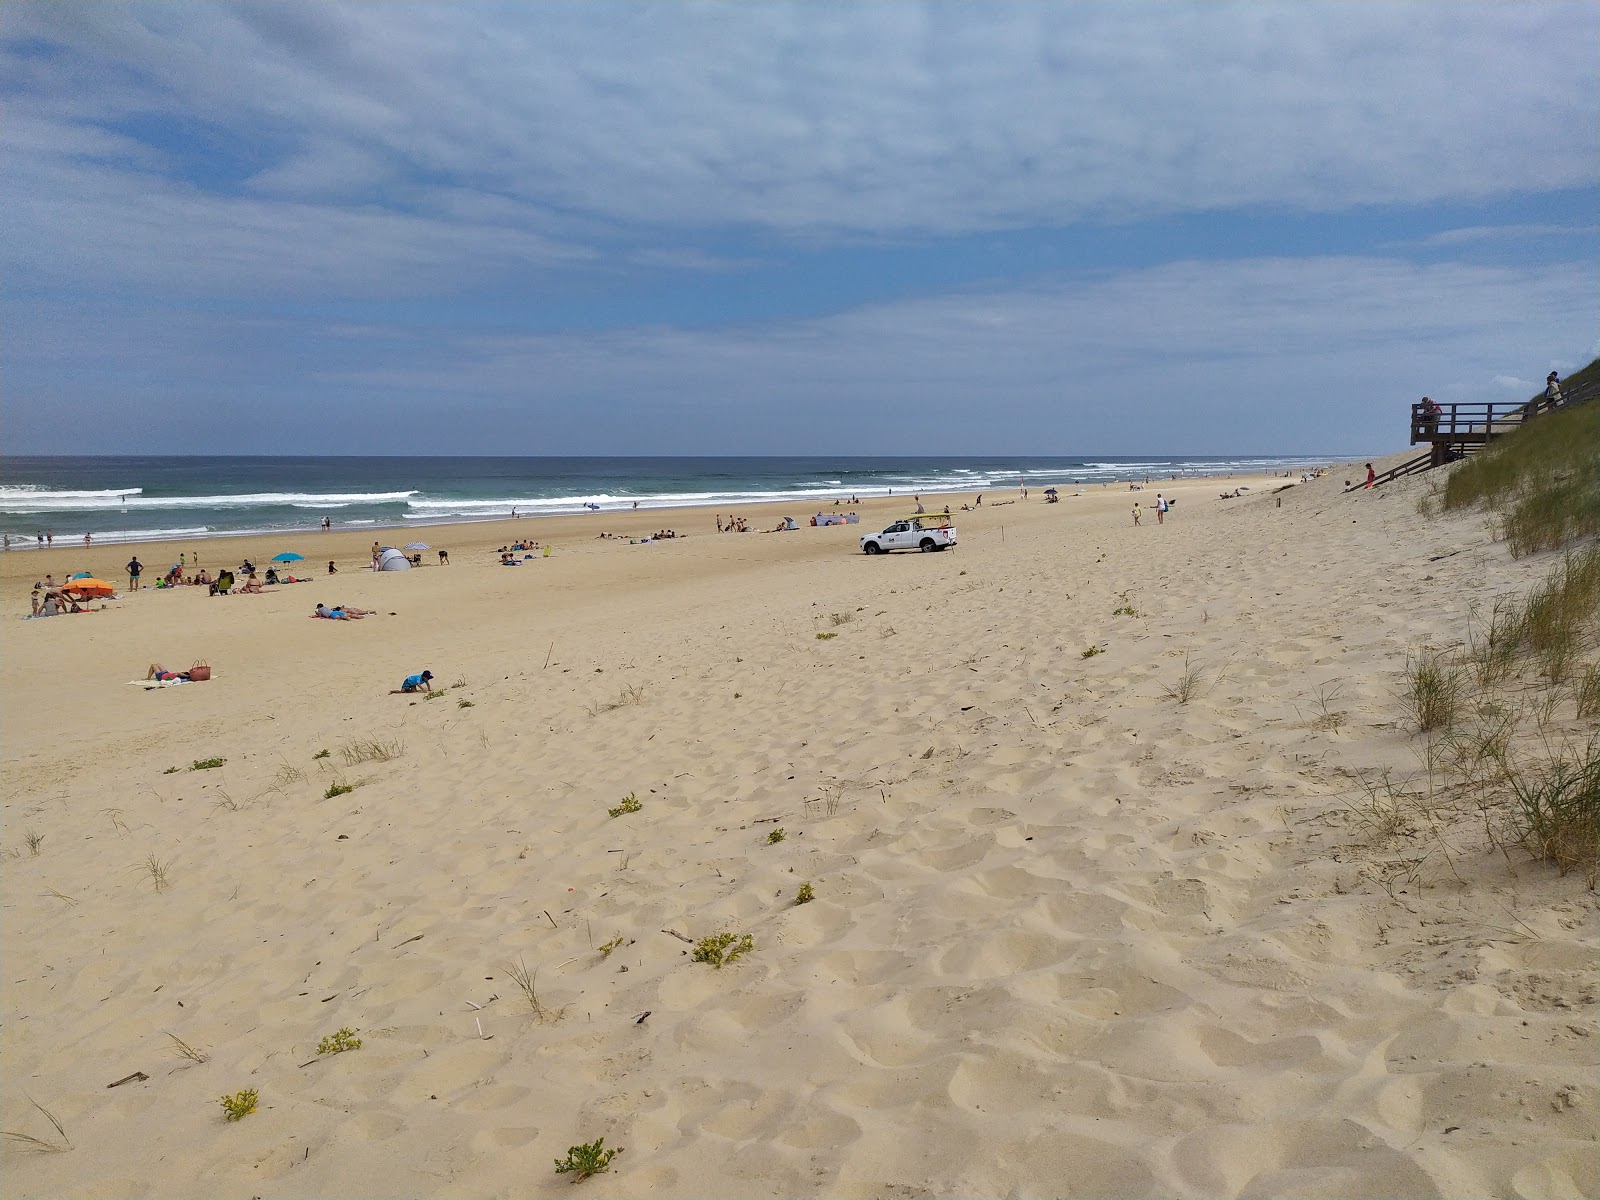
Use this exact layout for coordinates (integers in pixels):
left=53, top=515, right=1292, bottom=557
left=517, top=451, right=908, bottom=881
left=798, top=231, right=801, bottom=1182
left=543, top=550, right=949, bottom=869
left=188, top=661, right=212, bottom=682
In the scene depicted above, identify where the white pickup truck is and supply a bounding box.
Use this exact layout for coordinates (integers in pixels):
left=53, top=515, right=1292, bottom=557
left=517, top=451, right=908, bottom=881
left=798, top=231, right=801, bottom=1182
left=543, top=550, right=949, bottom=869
left=859, top=515, right=958, bottom=554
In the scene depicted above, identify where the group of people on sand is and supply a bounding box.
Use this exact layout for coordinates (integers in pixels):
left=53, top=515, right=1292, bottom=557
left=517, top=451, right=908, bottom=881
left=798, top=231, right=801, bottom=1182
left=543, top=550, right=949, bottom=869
left=716, top=515, right=750, bottom=533
left=29, top=587, right=87, bottom=617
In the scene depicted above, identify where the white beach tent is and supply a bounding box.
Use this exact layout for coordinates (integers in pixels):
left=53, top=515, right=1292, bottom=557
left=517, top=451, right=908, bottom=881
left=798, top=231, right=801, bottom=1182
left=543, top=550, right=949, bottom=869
left=377, top=547, right=412, bottom=571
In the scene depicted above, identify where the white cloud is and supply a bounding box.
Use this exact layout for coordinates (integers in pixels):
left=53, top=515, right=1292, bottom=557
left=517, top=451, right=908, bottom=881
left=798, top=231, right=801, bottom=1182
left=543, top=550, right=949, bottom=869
left=5, top=1, right=1596, bottom=240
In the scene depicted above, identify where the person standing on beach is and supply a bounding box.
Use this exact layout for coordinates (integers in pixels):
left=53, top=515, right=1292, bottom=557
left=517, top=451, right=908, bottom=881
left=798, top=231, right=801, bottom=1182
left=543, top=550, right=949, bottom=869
left=371, top=541, right=381, bottom=568
left=438, top=549, right=449, bottom=564
left=83, top=532, right=92, bottom=546
left=1131, top=503, right=1142, bottom=526
left=46, top=529, right=53, bottom=546
left=126, top=556, right=143, bottom=590
left=1364, top=463, right=1376, bottom=488
left=1155, top=494, right=1166, bottom=524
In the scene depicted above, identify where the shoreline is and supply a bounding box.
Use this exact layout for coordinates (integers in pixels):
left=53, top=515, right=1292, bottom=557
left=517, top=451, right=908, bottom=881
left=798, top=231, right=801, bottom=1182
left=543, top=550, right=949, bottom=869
left=1, top=470, right=1303, bottom=596
left=0, top=459, right=1348, bottom=551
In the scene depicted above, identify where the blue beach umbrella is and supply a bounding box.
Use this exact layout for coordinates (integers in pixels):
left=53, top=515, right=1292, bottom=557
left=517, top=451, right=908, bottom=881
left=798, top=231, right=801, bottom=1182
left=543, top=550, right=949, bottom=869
left=69, top=571, right=94, bottom=579
left=271, top=552, right=305, bottom=562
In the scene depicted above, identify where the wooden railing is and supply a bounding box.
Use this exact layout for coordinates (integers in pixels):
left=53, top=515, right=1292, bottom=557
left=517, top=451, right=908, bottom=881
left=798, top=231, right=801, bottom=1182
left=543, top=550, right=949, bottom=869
left=1409, top=401, right=1527, bottom=446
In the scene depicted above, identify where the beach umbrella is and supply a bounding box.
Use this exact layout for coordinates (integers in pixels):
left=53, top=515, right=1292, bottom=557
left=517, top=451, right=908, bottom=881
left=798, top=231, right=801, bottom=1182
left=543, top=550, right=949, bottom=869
left=404, top=542, right=429, bottom=551
left=271, top=552, right=305, bottom=562
left=63, top=578, right=115, bottom=598
left=69, top=571, right=94, bottom=579
left=1044, top=487, right=1058, bottom=495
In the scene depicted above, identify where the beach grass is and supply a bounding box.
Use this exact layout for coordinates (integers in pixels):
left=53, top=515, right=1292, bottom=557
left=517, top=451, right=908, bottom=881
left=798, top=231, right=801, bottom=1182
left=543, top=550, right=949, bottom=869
left=1439, top=356, right=1600, bottom=557
left=340, top=737, right=404, bottom=766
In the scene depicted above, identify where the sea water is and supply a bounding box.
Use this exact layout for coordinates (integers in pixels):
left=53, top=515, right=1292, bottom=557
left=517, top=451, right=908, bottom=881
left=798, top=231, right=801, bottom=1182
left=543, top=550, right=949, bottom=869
left=0, top=455, right=1333, bottom=546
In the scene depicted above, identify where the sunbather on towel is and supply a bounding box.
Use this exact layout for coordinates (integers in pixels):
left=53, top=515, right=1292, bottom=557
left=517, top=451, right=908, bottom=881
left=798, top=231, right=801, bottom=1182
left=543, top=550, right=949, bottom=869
left=146, top=664, right=192, bottom=682
left=314, top=603, right=374, bottom=619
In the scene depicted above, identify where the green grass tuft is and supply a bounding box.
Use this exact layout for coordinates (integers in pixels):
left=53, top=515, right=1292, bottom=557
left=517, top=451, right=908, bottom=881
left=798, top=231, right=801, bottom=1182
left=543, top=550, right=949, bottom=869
left=554, top=1138, right=622, bottom=1179
left=219, top=1089, right=258, bottom=1122
left=692, top=932, right=754, bottom=968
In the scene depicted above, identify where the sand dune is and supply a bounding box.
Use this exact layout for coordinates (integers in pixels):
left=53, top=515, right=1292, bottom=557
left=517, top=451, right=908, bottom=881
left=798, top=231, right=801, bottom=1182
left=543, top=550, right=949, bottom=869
left=3, top=467, right=1594, bottom=1199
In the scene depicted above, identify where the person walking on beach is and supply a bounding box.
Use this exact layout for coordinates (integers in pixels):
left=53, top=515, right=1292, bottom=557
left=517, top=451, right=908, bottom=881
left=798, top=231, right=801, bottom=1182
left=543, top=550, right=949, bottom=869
left=1131, top=502, right=1142, bottom=526
left=46, top=529, right=54, bottom=546
left=83, top=532, right=92, bottom=546
left=1155, top=494, right=1166, bottom=524
left=126, top=556, right=143, bottom=590
left=371, top=541, right=381, bottom=568
left=1364, top=463, right=1377, bottom=488
left=438, top=549, right=449, bottom=564
left=1545, top=372, right=1563, bottom=409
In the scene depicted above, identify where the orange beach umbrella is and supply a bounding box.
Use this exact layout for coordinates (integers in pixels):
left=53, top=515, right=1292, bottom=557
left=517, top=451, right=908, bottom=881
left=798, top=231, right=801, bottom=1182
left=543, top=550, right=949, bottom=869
left=62, top=578, right=115, bottom=598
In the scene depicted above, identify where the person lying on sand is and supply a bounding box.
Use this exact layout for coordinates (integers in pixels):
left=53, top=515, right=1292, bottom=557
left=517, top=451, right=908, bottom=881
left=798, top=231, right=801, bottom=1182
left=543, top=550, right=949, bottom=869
left=390, top=670, right=433, bottom=694
left=146, top=664, right=193, bottom=682
left=313, top=603, right=373, bottom=620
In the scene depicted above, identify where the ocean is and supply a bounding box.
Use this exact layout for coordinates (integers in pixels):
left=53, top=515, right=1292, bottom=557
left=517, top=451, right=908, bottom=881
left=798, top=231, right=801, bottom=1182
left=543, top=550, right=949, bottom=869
left=0, top=455, right=1333, bottom=547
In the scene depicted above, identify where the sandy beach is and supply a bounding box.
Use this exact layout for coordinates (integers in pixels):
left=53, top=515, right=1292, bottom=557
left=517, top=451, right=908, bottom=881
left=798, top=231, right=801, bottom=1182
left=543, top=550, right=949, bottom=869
left=3, top=461, right=1594, bottom=1199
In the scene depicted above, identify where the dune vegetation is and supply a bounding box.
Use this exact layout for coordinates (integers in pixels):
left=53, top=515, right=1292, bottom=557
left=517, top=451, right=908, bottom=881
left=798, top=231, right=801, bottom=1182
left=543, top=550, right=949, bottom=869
left=1419, top=356, right=1600, bottom=882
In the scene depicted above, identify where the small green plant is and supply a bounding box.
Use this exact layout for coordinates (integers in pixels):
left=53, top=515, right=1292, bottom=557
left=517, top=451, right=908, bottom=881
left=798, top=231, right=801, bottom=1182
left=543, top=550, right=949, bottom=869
left=1162, top=653, right=1208, bottom=704
left=24, top=830, right=43, bottom=856
left=828, top=612, right=854, bottom=626
left=597, top=936, right=626, bottom=959
left=554, top=1138, right=622, bottom=1179
left=607, top=793, right=642, bottom=818
left=313, top=749, right=331, bottom=760
left=317, top=1027, right=362, bottom=1055
left=1504, top=737, right=1599, bottom=883
left=457, top=699, right=475, bottom=708
left=190, top=757, right=226, bottom=771
left=219, top=1089, right=258, bottom=1122
left=766, top=827, right=786, bottom=844
left=1405, top=649, right=1462, bottom=733
left=795, top=882, right=815, bottom=904
left=815, top=631, right=838, bottom=640
left=1576, top=664, right=1600, bottom=721
left=340, top=738, right=404, bottom=765
left=423, top=688, right=446, bottom=700
left=1112, top=604, right=1138, bottom=617
left=1080, top=645, right=1103, bottom=658
left=324, top=782, right=354, bottom=799
left=693, top=932, right=754, bottom=968
left=162, top=766, right=180, bottom=775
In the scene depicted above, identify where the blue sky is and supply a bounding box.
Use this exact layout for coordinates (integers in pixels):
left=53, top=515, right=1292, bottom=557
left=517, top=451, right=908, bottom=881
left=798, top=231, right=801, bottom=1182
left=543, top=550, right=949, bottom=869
left=2, top=1, right=1596, bottom=456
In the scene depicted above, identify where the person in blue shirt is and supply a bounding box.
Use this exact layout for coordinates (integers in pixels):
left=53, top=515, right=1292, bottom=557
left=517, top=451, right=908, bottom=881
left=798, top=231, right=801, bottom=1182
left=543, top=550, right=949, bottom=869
left=391, top=670, right=433, bottom=694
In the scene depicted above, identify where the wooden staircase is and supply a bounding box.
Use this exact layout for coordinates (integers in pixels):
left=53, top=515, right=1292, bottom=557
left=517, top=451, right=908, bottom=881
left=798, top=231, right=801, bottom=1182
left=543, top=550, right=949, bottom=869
left=1346, top=377, right=1598, bottom=493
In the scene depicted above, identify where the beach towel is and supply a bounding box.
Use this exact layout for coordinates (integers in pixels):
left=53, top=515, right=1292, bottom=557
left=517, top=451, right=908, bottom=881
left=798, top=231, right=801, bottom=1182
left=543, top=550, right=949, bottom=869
left=128, top=678, right=189, bottom=689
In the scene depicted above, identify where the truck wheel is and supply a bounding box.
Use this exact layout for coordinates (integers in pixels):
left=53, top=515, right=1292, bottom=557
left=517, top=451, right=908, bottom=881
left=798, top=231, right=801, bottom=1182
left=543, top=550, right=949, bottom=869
left=863, top=542, right=882, bottom=555
left=919, top=538, right=936, bottom=552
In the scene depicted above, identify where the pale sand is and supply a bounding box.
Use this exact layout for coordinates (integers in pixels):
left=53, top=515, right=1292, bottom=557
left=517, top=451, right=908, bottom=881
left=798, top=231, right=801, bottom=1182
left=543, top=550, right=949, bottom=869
left=3, top=464, right=1595, bottom=1199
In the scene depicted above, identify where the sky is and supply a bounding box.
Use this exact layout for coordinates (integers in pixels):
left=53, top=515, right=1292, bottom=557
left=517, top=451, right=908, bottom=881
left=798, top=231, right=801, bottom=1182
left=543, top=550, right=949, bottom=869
left=2, top=1, right=1597, bottom=457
